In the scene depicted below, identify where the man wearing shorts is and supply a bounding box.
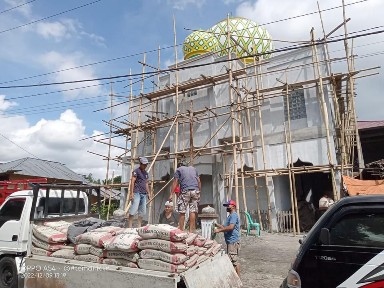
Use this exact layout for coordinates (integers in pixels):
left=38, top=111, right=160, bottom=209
left=214, top=200, right=240, bottom=276
left=169, top=162, right=201, bottom=233
left=128, top=157, right=150, bottom=228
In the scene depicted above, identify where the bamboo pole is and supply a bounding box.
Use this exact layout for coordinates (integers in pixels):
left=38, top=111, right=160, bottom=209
left=104, top=81, right=113, bottom=201
left=226, top=14, right=240, bottom=213
left=283, top=94, right=297, bottom=236
left=342, top=0, right=364, bottom=178
left=310, top=29, right=338, bottom=201
left=106, top=170, right=115, bottom=220
left=255, top=58, right=272, bottom=231
left=189, top=100, right=194, bottom=165
left=173, top=16, right=179, bottom=205
left=124, top=53, right=146, bottom=210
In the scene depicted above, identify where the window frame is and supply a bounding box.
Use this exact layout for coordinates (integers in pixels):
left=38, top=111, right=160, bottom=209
left=0, top=197, right=26, bottom=227
left=283, top=88, right=307, bottom=121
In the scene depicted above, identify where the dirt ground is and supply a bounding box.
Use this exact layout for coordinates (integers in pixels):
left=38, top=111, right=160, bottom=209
left=215, top=231, right=302, bottom=288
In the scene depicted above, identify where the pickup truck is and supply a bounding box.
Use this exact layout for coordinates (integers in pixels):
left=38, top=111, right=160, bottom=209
left=0, top=183, right=241, bottom=288
left=282, top=195, right=384, bottom=288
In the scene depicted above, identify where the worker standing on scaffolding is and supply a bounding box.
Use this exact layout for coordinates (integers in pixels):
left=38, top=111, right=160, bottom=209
left=169, top=161, right=201, bottom=233
left=128, top=157, right=150, bottom=228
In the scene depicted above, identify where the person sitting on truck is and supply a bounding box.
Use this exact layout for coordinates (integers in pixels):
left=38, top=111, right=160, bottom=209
left=214, top=199, right=241, bottom=276
left=128, top=157, right=150, bottom=228
left=169, top=161, right=201, bottom=233
left=159, top=201, right=179, bottom=227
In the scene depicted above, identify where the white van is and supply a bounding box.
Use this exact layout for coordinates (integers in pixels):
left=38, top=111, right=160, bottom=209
left=0, top=186, right=91, bottom=288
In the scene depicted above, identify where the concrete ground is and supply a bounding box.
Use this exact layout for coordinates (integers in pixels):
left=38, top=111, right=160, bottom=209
left=215, top=231, right=302, bottom=288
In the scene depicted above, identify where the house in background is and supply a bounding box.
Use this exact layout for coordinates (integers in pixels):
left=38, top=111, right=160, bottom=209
left=0, top=157, right=86, bottom=183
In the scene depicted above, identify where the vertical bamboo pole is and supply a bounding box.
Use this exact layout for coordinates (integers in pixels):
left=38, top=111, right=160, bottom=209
left=247, top=59, right=262, bottom=227
left=342, top=0, right=364, bottom=178
left=255, top=59, right=272, bottom=231
left=106, top=170, right=115, bottom=220
left=104, top=81, right=113, bottom=201
left=190, top=100, right=194, bottom=165
left=226, top=14, right=240, bottom=214
left=236, top=78, right=248, bottom=215
left=284, top=75, right=300, bottom=234
left=125, top=53, right=146, bottom=211
left=173, top=15, right=179, bottom=173
left=125, top=70, right=134, bottom=210
left=310, top=29, right=338, bottom=201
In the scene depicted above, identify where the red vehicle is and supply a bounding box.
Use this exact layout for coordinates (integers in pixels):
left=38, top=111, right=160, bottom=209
left=0, top=178, right=47, bottom=206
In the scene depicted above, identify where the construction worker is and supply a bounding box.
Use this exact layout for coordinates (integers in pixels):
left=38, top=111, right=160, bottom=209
left=214, top=199, right=241, bottom=276
left=159, top=201, right=179, bottom=227
left=169, top=162, right=201, bottom=233
left=128, top=156, right=150, bottom=228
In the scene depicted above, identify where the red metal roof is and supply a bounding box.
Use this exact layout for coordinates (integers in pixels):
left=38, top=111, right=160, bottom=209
left=358, top=121, right=384, bottom=130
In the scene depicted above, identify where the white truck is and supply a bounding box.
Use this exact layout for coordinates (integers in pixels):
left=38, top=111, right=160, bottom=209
left=0, top=183, right=242, bottom=288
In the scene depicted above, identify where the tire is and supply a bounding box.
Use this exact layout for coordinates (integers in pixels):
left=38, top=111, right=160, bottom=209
left=0, top=257, right=17, bottom=288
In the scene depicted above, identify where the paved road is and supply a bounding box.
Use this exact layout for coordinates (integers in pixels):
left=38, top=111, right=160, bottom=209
left=216, top=232, right=302, bottom=288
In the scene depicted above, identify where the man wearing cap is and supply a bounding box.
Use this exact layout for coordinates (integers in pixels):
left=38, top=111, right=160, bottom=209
left=128, top=157, right=150, bottom=228
left=159, top=201, right=179, bottom=227
left=214, top=200, right=241, bottom=276
left=169, top=162, right=201, bottom=233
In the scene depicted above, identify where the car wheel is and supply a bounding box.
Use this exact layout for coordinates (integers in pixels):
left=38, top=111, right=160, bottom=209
left=0, top=257, right=17, bottom=288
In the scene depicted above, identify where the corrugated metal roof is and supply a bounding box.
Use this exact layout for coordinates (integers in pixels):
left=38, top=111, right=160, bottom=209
left=0, top=157, right=86, bottom=183
left=93, top=187, right=121, bottom=200
left=358, top=120, right=384, bottom=130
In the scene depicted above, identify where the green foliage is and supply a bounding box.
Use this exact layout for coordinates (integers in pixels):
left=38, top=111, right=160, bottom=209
left=91, top=201, right=119, bottom=220
left=102, top=175, right=122, bottom=185
left=85, top=173, right=101, bottom=184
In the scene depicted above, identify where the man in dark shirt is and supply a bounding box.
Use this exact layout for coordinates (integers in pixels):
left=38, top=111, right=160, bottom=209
left=159, top=201, right=179, bottom=227
left=214, top=199, right=241, bottom=276
left=128, top=157, right=150, bottom=228
left=169, top=162, right=201, bottom=233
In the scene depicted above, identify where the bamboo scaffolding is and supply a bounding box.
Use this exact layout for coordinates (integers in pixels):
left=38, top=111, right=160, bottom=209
left=103, top=82, right=113, bottom=202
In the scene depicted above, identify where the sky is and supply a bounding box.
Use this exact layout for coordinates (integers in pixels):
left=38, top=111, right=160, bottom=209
left=0, top=0, right=383, bottom=180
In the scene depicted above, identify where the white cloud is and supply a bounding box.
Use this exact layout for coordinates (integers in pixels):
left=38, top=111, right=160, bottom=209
left=167, top=0, right=206, bottom=10
left=35, top=21, right=70, bottom=41
left=0, top=108, right=122, bottom=180
left=0, top=95, right=18, bottom=112
left=39, top=51, right=103, bottom=99
left=4, top=0, right=33, bottom=18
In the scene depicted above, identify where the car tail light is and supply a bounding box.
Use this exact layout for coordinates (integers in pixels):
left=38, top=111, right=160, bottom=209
left=287, top=269, right=301, bottom=288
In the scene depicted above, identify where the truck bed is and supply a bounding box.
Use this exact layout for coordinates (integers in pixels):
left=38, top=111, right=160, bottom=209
left=24, top=252, right=241, bottom=288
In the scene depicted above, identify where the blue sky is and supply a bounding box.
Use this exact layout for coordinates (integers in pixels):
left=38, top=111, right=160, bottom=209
left=0, top=0, right=383, bottom=179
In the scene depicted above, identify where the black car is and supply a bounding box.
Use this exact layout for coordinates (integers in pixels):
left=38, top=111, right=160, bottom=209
left=282, top=195, right=384, bottom=288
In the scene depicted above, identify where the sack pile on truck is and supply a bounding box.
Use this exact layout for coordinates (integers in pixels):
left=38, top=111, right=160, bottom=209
left=31, top=223, right=74, bottom=259
left=136, top=224, right=222, bottom=273
left=72, top=227, right=140, bottom=267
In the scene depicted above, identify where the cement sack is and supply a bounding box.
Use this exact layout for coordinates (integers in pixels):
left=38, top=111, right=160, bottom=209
left=51, top=249, right=76, bottom=259
left=197, top=247, right=207, bottom=256
left=186, top=246, right=197, bottom=257
left=138, top=224, right=188, bottom=241
left=103, top=234, right=140, bottom=252
left=196, top=255, right=209, bottom=265
left=184, top=254, right=199, bottom=267
left=74, top=254, right=103, bottom=263
left=203, top=239, right=214, bottom=248
left=193, top=235, right=206, bottom=247
left=74, top=231, right=114, bottom=248
left=137, top=259, right=187, bottom=273
left=139, top=249, right=188, bottom=265
left=44, top=221, right=72, bottom=233
left=103, top=250, right=139, bottom=262
left=32, top=235, right=68, bottom=252
left=115, top=228, right=138, bottom=235
left=138, top=239, right=188, bottom=254
left=183, top=233, right=197, bottom=245
left=89, top=246, right=104, bottom=257
left=33, top=225, right=67, bottom=244
left=31, top=246, right=52, bottom=257
left=206, top=243, right=222, bottom=256
left=74, top=244, right=92, bottom=255
left=103, top=258, right=138, bottom=268
left=92, top=226, right=121, bottom=234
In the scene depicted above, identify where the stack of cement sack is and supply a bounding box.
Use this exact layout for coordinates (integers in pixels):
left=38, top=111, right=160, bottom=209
left=31, top=221, right=74, bottom=258
left=73, top=227, right=140, bottom=268
left=137, top=224, right=222, bottom=273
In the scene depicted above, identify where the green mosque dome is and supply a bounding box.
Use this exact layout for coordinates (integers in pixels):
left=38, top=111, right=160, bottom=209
left=183, top=30, right=219, bottom=60
left=182, top=17, right=273, bottom=63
